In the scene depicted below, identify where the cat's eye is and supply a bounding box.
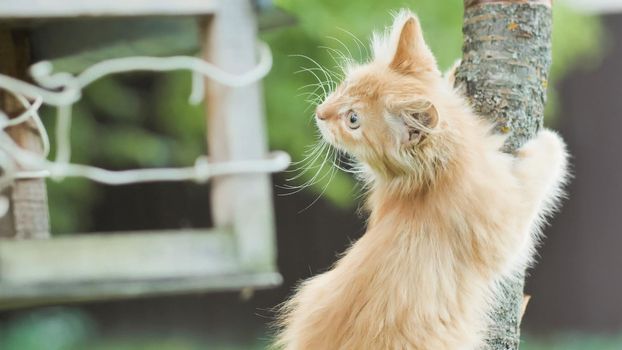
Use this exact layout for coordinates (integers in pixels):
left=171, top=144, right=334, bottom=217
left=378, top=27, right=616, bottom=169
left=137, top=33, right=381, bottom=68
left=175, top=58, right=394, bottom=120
left=346, top=111, right=361, bottom=130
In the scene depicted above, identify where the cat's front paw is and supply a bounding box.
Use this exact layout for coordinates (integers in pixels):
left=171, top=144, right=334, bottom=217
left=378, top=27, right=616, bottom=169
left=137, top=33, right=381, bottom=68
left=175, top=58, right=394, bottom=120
left=518, top=129, right=568, bottom=174
left=515, top=128, right=570, bottom=209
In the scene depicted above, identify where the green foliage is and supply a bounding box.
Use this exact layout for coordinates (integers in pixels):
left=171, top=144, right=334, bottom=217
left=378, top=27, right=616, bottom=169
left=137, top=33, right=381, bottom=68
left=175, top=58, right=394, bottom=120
left=44, top=103, right=100, bottom=234
left=46, top=73, right=206, bottom=233
left=152, top=72, right=207, bottom=165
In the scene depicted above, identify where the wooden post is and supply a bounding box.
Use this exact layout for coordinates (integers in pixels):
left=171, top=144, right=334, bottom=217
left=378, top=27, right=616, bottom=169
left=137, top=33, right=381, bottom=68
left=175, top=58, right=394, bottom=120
left=0, top=27, right=50, bottom=239
left=202, top=0, right=278, bottom=272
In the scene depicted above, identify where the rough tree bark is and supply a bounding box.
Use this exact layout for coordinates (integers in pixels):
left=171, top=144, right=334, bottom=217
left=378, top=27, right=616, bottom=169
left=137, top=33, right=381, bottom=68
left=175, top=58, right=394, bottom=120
left=455, top=0, right=552, bottom=349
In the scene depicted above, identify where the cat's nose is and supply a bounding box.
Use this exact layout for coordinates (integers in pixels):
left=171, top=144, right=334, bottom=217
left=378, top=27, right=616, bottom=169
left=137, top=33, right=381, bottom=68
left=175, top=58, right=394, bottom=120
left=315, top=106, right=329, bottom=121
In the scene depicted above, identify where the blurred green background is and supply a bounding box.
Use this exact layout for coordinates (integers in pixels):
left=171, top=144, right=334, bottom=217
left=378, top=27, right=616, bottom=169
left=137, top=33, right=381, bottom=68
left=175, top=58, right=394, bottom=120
left=1, top=0, right=618, bottom=349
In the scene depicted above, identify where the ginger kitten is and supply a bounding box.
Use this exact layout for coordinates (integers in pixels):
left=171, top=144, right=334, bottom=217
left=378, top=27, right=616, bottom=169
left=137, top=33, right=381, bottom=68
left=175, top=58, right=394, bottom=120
left=276, top=10, right=568, bottom=350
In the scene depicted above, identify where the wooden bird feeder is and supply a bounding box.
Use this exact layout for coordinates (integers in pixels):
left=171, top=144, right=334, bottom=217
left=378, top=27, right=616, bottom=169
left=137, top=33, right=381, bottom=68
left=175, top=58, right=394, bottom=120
left=0, top=0, right=292, bottom=308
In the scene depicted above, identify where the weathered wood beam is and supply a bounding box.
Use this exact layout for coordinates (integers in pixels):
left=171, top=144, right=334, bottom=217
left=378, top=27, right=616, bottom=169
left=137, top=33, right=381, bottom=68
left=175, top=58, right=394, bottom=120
left=203, top=0, right=278, bottom=271
left=0, top=229, right=282, bottom=308
left=0, top=27, right=50, bottom=239
left=0, top=0, right=218, bottom=19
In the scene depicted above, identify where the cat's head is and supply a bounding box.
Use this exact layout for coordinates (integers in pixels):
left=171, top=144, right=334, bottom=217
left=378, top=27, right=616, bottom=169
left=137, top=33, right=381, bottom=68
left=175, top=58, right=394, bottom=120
left=315, top=11, right=456, bottom=181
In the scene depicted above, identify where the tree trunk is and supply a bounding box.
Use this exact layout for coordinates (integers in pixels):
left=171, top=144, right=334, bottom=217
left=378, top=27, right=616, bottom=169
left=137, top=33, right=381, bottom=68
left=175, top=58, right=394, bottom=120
left=455, top=0, right=552, bottom=349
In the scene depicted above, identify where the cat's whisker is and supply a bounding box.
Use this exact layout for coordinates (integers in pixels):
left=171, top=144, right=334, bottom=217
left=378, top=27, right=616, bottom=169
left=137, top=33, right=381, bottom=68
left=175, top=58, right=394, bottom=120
left=291, top=55, right=335, bottom=96
left=295, top=81, right=326, bottom=90
left=319, top=46, right=354, bottom=81
left=296, top=83, right=328, bottom=93
left=287, top=149, right=326, bottom=174
left=296, top=66, right=341, bottom=82
left=304, top=98, right=323, bottom=109
left=301, top=144, right=324, bottom=161
left=331, top=161, right=352, bottom=174
left=298, top=92, right=322, bottom=104
left=322, top=45, right=348, bottom=69
left=296, top=56, right=337, bottom=80
left=302, top=94, right=326, bottom=115
left=326, top=36, right=356, bottom=66
left=288, top=146, right=322, bottom=168
left=278, top=165, right=333, bottom=195
left=320, top=45, right=354, bottom=70
left=279, top=143, right=336, bottom=197
left=291, top=54, right=331, bottom=76
left=296, top=67, right=329, bottom=100
left=303, top=57, right=342, bottom=88
left=353, top=180, right=368, bottom=201
left=318, top=46, right=349, bottom=78
left=285, top=142, right=332, bottom=183
left=300, top=96, right=321, bottom=105
left=284, top=144, right=331, bottom=183
left=292, top=69, right=329, bottom=101
left=297, top=157, right=338, bottom=213
left=285, top=143, right=328, bottom=175
left=303, top=98, right=320, bottom=105
left=336, top=27, right=369, bottom=60
left=298, top=90, right=325, bottom=111
left=304, top=104, right=319, bottom=115
left=293, top=71, right=334, bottom=88
left=330, top=149, right=362, bottom=175
left=297, top=88, right=324, bottom=101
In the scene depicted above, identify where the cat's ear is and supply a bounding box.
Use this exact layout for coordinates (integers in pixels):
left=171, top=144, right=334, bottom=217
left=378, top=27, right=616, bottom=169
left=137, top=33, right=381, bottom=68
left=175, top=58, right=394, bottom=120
left=402, top=103, right=439, bottom=145
left=390, top=14, right=438, bottom=74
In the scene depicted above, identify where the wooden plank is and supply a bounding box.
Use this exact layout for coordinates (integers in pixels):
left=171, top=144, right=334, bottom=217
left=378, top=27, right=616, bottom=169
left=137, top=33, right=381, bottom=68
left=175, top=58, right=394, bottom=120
left=0, top=0, right=219, bottom=19
left=0, top=229, right=236, bottom=284
left=203, top=0, right=278, bottom=271
left=0, top=27, right=50, bottom=239
left=0, top=228, right=282, bottom=308
left=29, top=18, right=200, bottom=73
left=0, top=272, right=282, bottom=309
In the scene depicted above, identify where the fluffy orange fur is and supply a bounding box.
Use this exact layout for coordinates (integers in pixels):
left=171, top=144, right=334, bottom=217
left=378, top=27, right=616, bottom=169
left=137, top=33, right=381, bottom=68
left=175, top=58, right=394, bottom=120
left=275, top=10, right=569, bottom=350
